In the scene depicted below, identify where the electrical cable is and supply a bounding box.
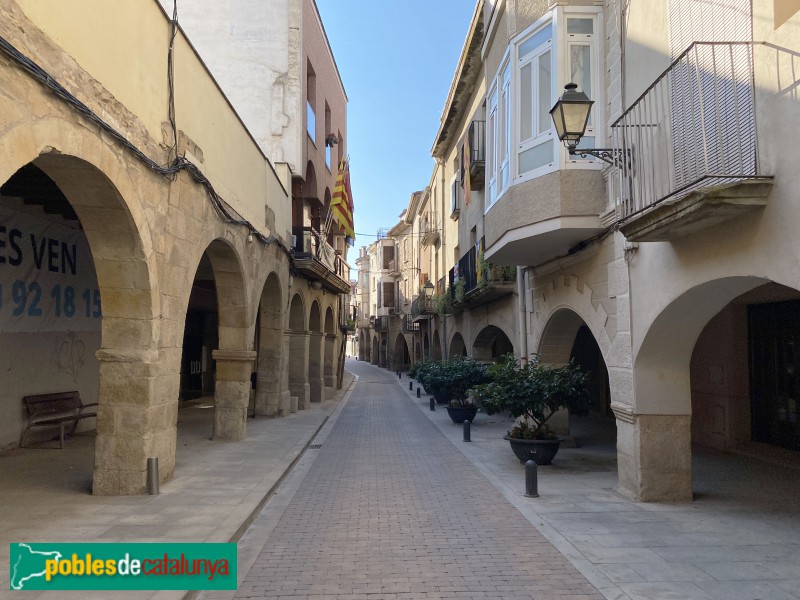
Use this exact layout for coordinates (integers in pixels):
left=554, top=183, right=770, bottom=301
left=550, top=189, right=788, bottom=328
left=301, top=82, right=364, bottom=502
left=0, top=33, right=294, bottom=265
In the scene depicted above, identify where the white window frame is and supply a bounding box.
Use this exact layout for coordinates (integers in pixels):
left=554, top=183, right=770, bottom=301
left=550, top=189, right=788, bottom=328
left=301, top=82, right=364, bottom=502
left=486, top=50, right=511, bottom=211
left=515, top=17, right=556, bottom=183
left=558, top=7, right=604, bottom=170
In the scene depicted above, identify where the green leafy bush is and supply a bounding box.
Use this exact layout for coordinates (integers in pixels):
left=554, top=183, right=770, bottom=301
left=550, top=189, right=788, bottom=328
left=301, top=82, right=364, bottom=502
left=470, top=353, right=590, bottom=439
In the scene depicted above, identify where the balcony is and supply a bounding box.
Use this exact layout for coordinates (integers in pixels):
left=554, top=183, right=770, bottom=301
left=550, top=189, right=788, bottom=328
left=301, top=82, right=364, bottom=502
left=448, top=246, right=516, bottom=310
left=420, top=213, right=440, bottom=246
left=373, top=315, right=390, bottom=332
left=402, top=314, right=420, bottom=333
left=410, top=294, right=435, bottom=320
left=468, top=120, right=485, bottom=190
left=292, top=226, right=351, bottom=294
left=388, top=259, right=401, bottom=277
left=613, top=42, right=773, bottom=242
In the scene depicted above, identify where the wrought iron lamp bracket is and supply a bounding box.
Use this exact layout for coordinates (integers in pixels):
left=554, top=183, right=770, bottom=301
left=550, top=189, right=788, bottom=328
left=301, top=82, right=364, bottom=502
left=568, top=145, right=631, bottom=169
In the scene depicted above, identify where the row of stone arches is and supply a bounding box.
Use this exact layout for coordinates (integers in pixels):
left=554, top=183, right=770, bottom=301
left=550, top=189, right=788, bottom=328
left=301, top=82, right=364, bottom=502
left=0, top=137, right=342, bottom=494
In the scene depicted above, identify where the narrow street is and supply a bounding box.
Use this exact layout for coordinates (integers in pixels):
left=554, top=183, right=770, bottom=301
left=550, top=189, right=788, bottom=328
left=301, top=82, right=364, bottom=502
left=230, top=361, right=603, bottom=600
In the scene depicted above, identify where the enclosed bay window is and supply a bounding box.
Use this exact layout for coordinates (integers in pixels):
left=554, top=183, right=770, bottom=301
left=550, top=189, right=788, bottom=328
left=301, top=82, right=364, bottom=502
left=485, top=8, right=603, bottom=211
left=517, top=22, right=554, bottom=177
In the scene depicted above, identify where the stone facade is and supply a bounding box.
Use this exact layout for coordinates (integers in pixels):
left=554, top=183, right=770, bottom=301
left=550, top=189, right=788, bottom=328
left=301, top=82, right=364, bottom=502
left=0, top=0, right=349, bottom=495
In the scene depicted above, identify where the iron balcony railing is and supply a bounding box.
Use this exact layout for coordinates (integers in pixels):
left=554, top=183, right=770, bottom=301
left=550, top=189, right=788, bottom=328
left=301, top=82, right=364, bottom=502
left=292, top=226, right=349, bottom=281
left=402, top=314, right=420, bottom=332
left=612, top=42, right=770, bottom=220
left=410, top=294, right=435, bottom=318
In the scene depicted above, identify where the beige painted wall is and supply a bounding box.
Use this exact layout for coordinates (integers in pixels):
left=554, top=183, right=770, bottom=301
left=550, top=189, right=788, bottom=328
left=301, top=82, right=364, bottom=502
left=16, top=0, right=288, bottom=243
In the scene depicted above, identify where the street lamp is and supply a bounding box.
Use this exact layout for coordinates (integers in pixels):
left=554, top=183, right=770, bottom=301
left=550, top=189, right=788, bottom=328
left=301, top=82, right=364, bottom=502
left=550, top=83, right=627, bottom=167
left=423, top=280, right=435, bottom=300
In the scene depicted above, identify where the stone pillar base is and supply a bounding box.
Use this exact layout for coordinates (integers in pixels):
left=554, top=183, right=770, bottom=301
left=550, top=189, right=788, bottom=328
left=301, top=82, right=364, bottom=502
left=613, top=403, right=693, bottom=502
left=212, top=349, right=256, bottom=442
left=289, top=396, right=298, bottom=413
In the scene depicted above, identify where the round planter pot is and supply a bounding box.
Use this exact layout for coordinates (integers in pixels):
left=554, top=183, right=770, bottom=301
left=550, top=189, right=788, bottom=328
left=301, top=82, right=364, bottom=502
left=503, top=436, right=561, bottom=465
left=446, top=405, right=478, bottom=424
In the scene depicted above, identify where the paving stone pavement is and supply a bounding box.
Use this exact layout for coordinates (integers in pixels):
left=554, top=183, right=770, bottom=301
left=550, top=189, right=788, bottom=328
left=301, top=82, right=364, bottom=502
left=233, top=360, right=604, bottom=600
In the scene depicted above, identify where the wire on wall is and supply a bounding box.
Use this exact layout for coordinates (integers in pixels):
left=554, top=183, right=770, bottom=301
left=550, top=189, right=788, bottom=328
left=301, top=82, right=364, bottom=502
left=0, top=32, right=293, bottom=265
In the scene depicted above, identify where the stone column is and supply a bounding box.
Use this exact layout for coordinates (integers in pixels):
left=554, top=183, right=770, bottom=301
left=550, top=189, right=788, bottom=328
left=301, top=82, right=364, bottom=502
left=289, top=331, right=310, bottom=409
left=254, top=336, right=283, bottom=416
left=93, top=347, right=172, bottom=495
left=324, top=333, right=337, bottom=395
left=212, top=349, right=256, bottom=441
left=309, top=331, right=324, bottom=403
left=613, top=402, right=693, bottom=502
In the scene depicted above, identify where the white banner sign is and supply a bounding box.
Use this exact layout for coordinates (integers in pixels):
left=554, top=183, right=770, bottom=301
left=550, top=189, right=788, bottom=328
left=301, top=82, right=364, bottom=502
left=0, top=206, right=101, bottom=333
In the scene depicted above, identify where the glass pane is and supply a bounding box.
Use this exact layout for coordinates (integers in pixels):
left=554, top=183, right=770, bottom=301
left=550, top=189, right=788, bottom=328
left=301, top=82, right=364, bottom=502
left=537, top=51, right=551, bottom=136
left=502, top=63, right=511, bottom=86
left=306, top=100, right=315, bottom=140
left=520, top=63, right=532, bottom=141
left=570, top=45, right=592, bottom=126
left=567, top=18, right=593, bottom=34
left=500, top=163, right=508, bottom=190
left=519, top=140, right=554, bottom=174
left=519, top=23, right=552, bottom=58
left=487, top=114, right=495, bottom=177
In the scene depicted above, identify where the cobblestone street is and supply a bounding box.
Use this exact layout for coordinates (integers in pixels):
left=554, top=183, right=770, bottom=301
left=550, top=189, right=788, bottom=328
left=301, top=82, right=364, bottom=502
left=232, top=361, right=603, bottom=600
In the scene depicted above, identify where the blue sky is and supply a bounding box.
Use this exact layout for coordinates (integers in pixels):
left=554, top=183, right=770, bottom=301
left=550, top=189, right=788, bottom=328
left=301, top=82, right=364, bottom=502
left=316, top=0, right=475, bottom=251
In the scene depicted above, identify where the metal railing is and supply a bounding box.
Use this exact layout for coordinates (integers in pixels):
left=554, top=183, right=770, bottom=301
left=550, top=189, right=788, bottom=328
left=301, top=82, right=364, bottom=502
left=420, top=212, right=440, bottom=246
left=292, top=226, right=349, bottom=281
left=468, top=120, right=485, bottom=164
left=612, top=42, right=768, bottom=220
left=410, top=294, right=435, bottom=317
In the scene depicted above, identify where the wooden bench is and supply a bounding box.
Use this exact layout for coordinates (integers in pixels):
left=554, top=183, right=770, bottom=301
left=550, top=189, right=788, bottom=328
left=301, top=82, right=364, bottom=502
left=20, top=391, right=98, bottom=449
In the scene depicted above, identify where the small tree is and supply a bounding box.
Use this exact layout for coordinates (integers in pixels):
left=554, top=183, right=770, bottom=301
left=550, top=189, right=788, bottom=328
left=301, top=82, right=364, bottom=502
left=471, top=354, right=590, bottom=439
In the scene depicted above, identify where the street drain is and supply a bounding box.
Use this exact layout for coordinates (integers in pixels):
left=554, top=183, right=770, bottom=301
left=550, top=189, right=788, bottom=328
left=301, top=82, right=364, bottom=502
left=309, top=444, right=322, bottom=449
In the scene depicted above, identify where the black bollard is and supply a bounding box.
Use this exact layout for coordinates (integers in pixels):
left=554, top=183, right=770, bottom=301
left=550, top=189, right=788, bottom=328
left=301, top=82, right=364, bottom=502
left=525, top=460, right=539, bottom=498
left=429, top=397, right=435, bottom=411
left=397, top=371, right=401, bottom=378
left=409, top=381, right=413, bottom=390
left=463, top=419, right=471, bottom=442
left=416, top=387, right=421, bottom=398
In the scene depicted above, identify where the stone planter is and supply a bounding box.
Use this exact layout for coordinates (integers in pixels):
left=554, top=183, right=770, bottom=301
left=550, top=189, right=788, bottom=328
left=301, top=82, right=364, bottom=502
left=446, top=405, right=478, bottom=424
left=503, top=436, right=561, bottom=465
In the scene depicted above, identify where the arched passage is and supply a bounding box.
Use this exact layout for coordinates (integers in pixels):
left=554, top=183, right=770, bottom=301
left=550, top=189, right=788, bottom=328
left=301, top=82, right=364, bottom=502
left=324, top=306, right=336, bottom=396
left=630, top=275, right=771, bottom=501
left=432, top=330, right=442, bottom=361
left=449, top=332, right=467, bottom=358
left=391, top=333, right=411, bottom=371
left=472, top=325, right=514, bottom=361
left=288, top=293, right=309, bottom=410
left=254, top=272, right=284, bottom=416
left=180, top=239, right=252, bottom=442
left=537, top=307, right=614, bottom=461
left=308, top=301, right=324, bottom=403
left=0, top=153, right=159, bottom=495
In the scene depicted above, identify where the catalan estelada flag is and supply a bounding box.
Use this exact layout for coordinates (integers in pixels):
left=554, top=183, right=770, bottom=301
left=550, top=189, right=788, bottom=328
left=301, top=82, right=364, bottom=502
left=331, top=158, right=355, bottom=241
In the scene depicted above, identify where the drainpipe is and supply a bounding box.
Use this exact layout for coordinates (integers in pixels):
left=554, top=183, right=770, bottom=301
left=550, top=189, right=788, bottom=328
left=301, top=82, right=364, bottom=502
left=439, top=159, right=448, bottom=359
left=517, top=266, right=528, bottom=365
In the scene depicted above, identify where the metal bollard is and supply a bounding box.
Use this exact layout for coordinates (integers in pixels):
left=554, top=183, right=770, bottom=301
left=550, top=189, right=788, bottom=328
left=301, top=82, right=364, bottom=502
left=397, top=371, right=401, bottom=379
left=463, top=419, right=471, bottom=442
left=525, top=459, right=539, bottom=498
left=147, top=457, right=159, bottom=495
left=409, top=381, right=413, bottom=390
left=429, top=397, right=435, bottom=411
left=416, top=387, right=421, bottom=398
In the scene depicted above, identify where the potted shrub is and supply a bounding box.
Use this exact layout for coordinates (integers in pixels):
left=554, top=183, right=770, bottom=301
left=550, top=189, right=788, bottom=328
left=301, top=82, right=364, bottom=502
left=441, top=358, right=487, bottom=423
left=471, top=353, right=590, bottom=465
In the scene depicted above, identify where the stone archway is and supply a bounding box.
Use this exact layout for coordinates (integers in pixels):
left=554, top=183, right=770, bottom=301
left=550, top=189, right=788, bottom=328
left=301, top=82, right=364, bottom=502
left=182, top=238, right=252, bottom=442
left=472, top=325, right=514, bottom=361
left=449, top=332, right=467, bottom=358
left=287, top=293, right=309, bottom=410
left=308, top=301, right=324, bottom=403
left=0, top=152, right=159, bottom=495
left=391, top=333, right=411, bottom=371
left=629, top=276, right=770, bottom=501
left=254, top=272, right=284, bottom=416
left=323, top=306, right=336, bottom=397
